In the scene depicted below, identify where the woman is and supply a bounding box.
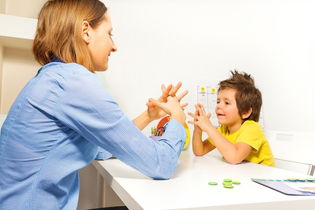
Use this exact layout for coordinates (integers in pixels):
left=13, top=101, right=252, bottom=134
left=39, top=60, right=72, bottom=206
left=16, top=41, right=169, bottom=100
left=0, top=0, right=187, bottom=209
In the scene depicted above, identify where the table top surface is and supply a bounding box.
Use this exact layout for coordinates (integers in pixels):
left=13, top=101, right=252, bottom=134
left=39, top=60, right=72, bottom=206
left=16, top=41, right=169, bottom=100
left=94, top=151, right=315, bottom=210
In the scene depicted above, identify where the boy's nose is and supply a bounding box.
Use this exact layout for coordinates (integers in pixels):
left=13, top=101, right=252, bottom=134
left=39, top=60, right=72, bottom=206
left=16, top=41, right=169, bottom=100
left=112, top=44, right=117, bottom=52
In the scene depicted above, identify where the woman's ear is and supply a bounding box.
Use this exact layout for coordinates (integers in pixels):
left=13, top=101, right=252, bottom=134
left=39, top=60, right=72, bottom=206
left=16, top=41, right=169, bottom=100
left=242, top=108, right=252, bottom=120
left=81, top=20, right=91, bottom=43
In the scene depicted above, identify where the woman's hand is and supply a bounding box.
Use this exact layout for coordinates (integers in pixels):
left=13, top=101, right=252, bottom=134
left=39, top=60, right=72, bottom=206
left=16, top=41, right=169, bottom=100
left=146, top=82, right=188, bottom=121
left=133, top=82, right=188, bottom=130
left=148, top=96, right=186, bottom=125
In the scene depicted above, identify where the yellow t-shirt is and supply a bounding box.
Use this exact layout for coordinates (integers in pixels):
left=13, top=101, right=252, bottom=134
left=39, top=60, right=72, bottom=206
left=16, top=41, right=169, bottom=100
left=208, top=120, right=275, bottom=167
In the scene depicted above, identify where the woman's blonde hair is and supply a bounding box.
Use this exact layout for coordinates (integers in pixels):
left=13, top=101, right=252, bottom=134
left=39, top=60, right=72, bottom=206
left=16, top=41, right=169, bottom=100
left=33, top=0, right=107, bottom=71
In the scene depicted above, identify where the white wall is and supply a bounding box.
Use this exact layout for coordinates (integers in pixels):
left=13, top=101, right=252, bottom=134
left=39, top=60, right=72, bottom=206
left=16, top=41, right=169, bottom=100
left=1, top=48, right=39, bottom=113
left=100, top=0, right=315, bottom=134
left=4, top=0, right=46, bottom=18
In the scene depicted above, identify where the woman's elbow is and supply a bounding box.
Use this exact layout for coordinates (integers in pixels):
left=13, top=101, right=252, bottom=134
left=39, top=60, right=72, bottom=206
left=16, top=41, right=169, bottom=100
left=152, top=172, right=172, bottom=180
left=151, top=164, right=176, bottom=180
left=149, top=156, right=178, bottom=180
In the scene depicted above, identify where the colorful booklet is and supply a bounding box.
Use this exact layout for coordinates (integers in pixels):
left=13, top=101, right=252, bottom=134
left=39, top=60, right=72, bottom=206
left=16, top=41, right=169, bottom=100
left=252, top=178, right=315, bottom=196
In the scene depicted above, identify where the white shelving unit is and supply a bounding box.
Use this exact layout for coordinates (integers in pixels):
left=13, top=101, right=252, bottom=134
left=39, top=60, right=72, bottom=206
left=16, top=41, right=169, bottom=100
left=0, top=13, right=39, bottom=114
left=0, top=14, right=37, bottom=49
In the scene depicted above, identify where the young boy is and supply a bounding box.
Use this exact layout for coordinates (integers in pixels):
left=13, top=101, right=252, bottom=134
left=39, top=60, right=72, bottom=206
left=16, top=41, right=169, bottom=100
left=189, top=71, right=274, bottom=166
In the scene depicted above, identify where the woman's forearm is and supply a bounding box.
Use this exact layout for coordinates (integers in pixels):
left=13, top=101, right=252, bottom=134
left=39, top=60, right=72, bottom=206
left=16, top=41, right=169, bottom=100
left=133, top=111, right=152, bottom=131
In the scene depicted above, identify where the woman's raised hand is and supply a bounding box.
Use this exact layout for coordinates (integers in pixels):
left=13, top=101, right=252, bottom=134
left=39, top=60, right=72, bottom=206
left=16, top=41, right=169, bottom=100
left=146, top=82, right=188, bottom=121
left=148, top=96, right=186, bottom=125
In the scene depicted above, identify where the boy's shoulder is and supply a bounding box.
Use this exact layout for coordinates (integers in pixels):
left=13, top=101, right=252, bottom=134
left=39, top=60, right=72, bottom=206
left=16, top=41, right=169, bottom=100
left=243, top=120, right=259, bottom=126
left=241, top=120, right=263, bottom=133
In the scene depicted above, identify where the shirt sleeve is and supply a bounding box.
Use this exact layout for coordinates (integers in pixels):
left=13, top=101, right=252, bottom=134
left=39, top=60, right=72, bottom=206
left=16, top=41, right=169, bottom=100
left=54, top=67, right=186, bottom=179
left=235, top=122, right=263, bottom=151
left=95, top=147, right=113, bottom=160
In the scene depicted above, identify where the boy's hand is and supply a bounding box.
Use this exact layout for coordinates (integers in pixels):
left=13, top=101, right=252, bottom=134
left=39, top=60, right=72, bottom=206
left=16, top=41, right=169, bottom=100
left=188, top=104, right=213, bottom=131
left=188, top=105, right=202, bottom=133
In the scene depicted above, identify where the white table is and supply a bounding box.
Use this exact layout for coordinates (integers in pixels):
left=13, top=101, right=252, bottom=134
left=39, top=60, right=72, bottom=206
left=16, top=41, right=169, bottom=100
left=93, top=151, right=315, bottom=210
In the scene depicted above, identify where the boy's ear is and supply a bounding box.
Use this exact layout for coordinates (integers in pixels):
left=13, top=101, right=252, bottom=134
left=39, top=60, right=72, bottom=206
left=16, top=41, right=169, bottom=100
left=81, top=20, right=91, bottom=44
left=241, top=108, right=252, bottom=120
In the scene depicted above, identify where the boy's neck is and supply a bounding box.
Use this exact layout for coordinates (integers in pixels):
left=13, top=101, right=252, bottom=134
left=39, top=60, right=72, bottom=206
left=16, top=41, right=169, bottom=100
left=226, top=120, right=243, bottom=134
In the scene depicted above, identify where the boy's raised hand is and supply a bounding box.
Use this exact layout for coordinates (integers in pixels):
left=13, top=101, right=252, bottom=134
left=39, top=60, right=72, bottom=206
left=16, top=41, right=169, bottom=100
left=188, top=105, right=202, bottom=132
left=188, top=104, right=212, bottom=131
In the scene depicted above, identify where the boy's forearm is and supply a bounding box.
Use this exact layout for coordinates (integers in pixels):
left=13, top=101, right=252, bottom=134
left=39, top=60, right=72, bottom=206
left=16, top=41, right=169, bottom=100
left=192, top=130, right=205, bottom=156
left=205, top=126, right=240, bottom=164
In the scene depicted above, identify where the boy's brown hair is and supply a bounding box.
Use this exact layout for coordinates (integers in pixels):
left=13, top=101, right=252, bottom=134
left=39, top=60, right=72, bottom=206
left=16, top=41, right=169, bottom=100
left=32, top=0, right=107, bottom=72
left=218, top=70, right=262, bottom=122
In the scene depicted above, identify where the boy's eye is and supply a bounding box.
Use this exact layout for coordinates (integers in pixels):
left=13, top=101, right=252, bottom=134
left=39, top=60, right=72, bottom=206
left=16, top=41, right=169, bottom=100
left=108, top=33, right=114, bottom=41
left=225, top=101, right=230, bottom=105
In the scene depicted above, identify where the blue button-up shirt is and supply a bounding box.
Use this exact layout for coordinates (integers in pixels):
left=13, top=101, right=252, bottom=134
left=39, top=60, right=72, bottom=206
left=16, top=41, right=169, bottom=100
left=0, top=62, right=186, bottom=210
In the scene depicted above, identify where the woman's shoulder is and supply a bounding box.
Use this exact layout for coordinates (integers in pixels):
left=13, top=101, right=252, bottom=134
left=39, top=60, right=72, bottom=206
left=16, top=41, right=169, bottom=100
left=40, top=62, right=98, bottom=86
left=37, top=62, right=101, bottom=94
left=43, top=62, right=92, bottom=76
